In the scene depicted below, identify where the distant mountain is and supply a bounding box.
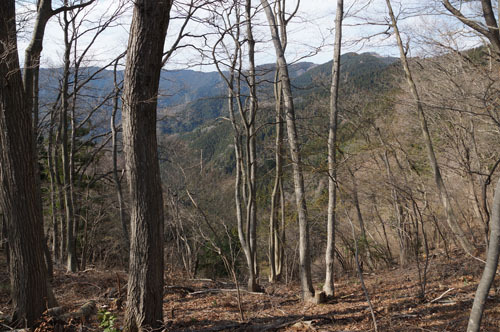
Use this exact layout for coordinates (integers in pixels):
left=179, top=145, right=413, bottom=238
left=161, top=52, right=398, bottom=134
left=37, top=52, right=397, bottom=136
left=157, top=61, right=318, bottom=134
left=293, top=52, right=398, bottom=94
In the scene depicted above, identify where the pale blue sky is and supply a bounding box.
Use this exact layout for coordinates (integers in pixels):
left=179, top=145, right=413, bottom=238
left=16, top=0, right=488, bottom=70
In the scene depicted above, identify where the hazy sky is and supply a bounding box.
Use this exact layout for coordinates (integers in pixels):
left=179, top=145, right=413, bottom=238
left=16, top=0, right=484, bottom=70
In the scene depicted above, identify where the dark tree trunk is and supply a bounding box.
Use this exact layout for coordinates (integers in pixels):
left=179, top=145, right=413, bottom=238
left=0, top=0, right=50, bottom=326
left=1, top=213, right=7, bottom=259
left=122, top=1, right=172, bottom=331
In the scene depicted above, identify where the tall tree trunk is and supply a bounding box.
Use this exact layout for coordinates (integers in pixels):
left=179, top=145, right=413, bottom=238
left=23, top=0, right=55, bottom=121
left=54, top=128, right=67, bottom=261
left=24, top=0, right=60, bottom=286
left=467, top=178, right=500, bottom=332
left=245, top=0, right=259, bottom=287
left=213, top=2, right=260, bottom=292
left=0, top=0, right=51, bottom=325
left=70, top=45, right=79, bottom=259
left=278, top=179, right=285, bottom=277
left=386, top=0, right=474, bottom=254
left=269, top=0, right=295, bottom=283
left=111, top=58, right=129, bottom=251
left=269, top=71, right=283, bottom=283
left=61, top=6, right=77, bottom=272
left=324, top=0, right=343, bottom=297
left=48, top=109, right=60, bottom=262
left=261, top=0, right=315, bottom=301
left=231, top=93, right=258, bottom=291
left=122, top=0, right=172, bottom=331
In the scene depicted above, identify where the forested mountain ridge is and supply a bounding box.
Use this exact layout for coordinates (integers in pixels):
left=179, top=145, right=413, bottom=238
left=173, top=51, right=399, bottom=173
left=36, top=52, right=396, bottom=136
left=158, top=52, right=397, bottom=134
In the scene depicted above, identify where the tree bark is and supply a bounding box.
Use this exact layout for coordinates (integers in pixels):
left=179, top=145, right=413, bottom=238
left=0, top=0, right=51, bottom=326
left=0, top=212, right=5, bottom=251
left=122, top=0, right=172, bottom=331
left=48, top=109, right=60, bottom=262
left=261, top=0, right=314, bottom=300
left=324, top=0, right=343, bottom=297
left=467, top=178, right=500, bottom=332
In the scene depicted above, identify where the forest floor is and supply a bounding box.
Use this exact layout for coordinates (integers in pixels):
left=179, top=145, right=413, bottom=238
left=1, top=250, right=500, bottom=331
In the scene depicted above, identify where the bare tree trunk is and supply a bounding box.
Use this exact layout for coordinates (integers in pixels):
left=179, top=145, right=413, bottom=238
left=111, top=57, right=129, bottom=250
left=386, top=0, right=474, bottom=254
left=324, top=0, right=343, bottom=297
left=212, top=2, right=259, bottom=292
left=32, top=49, right=55, bottom=281
left=467, top=177, right=500, bottom=332
left=244, top=0, right=259, bottom=288
left=223, top=54, right=257, bottom=293
left=269, top=71, right=283, bottom=282
left=54, top=128, right=67, bottom=261
left=278, top=180, right=285, bottom=277
left=24, top=0, right=71, bottom=287
left=0, top=0, right=51, bottom=325
left=69, top=39, right=79, bottom=259
left=122, top=0, right=172, bottom=330
left=269, top=0, right=296, bottom=284
left=48, top=109, right=60, bottom=262
left=261, top=0, right=314, bottom=301
left=61, top=5, right=77, bottom=272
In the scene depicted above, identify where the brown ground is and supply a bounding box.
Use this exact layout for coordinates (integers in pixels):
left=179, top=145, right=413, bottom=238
left=1, top=251, right=499, bottom=331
